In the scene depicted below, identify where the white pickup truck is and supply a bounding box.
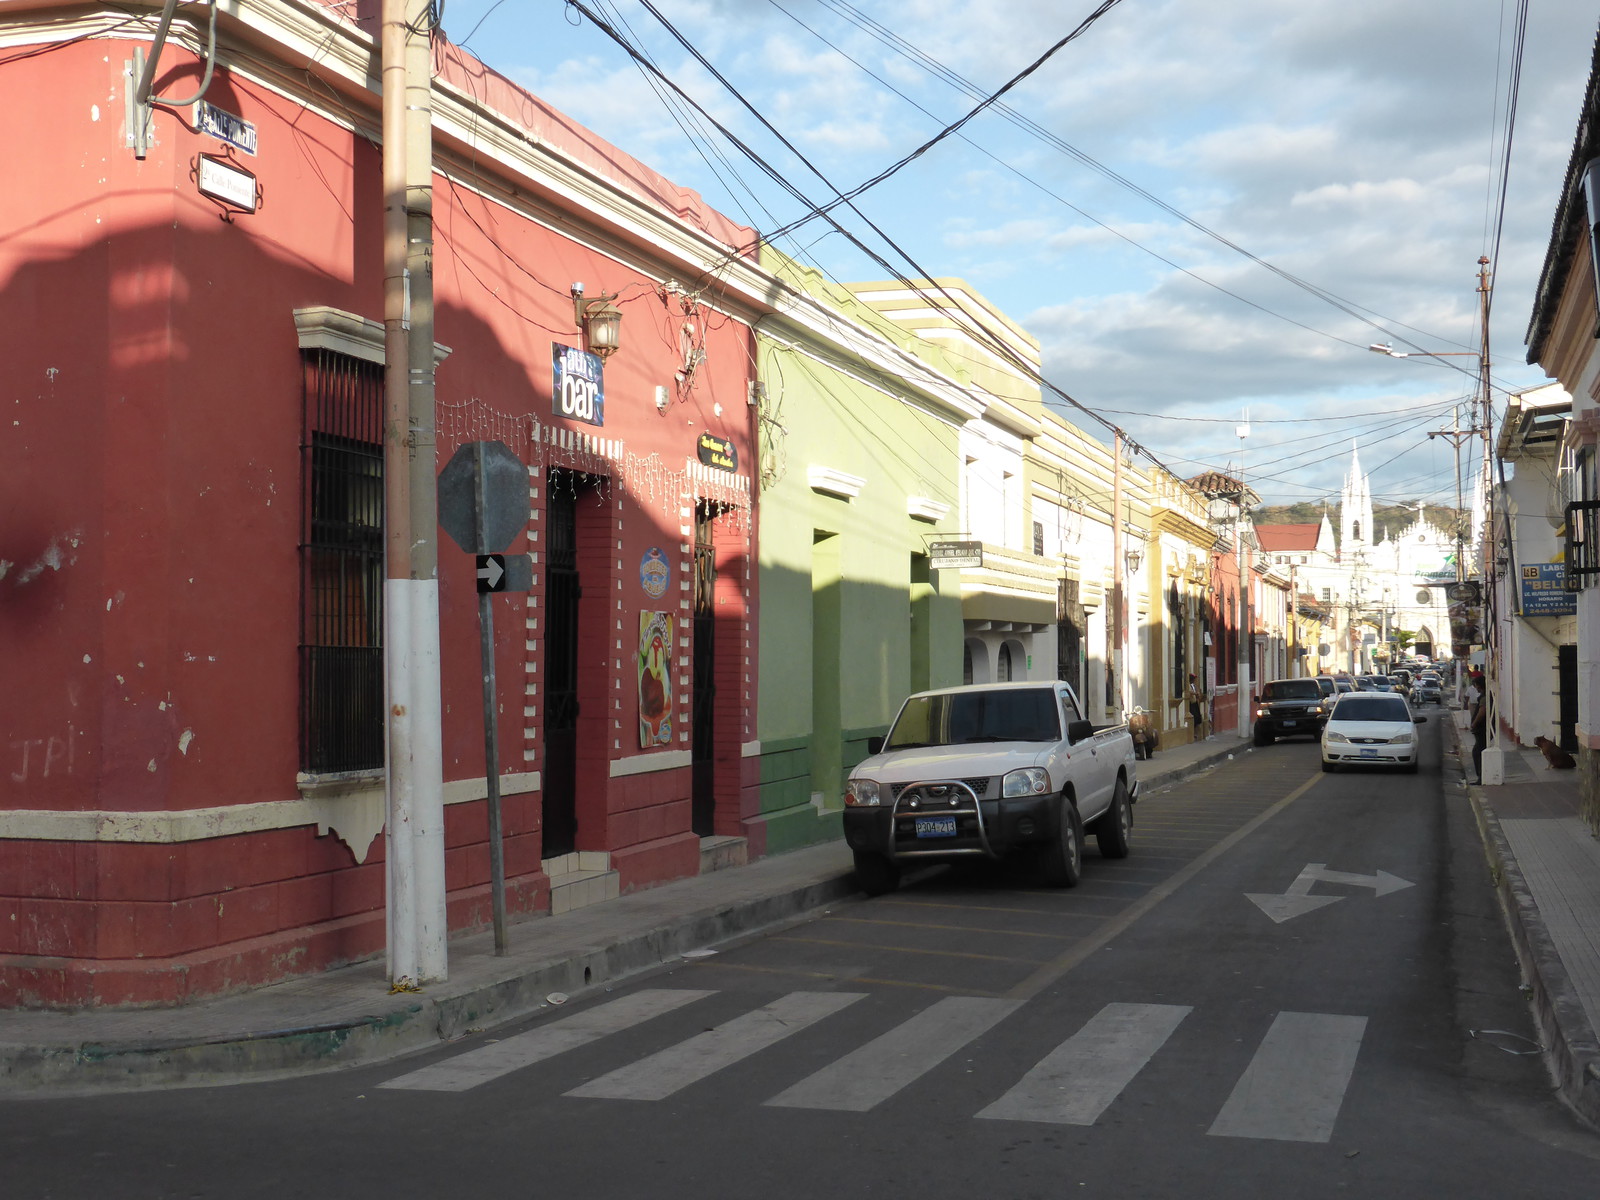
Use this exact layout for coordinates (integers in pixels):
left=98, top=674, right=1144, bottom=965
left=841, top=681, right=1140, bottom=895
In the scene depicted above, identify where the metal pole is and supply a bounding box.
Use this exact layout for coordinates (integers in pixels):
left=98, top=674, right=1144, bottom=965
left=478, top=590, right=508, bottom=955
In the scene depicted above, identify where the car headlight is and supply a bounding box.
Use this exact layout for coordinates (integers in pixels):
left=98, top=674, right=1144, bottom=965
left=844, top=778, right=881, bottom=807
left=1325, top=730, right=1350, bottom=743
left=1002, top=766, right=1050, bottom=798
left=1388, top=732, right=1413, bottom=745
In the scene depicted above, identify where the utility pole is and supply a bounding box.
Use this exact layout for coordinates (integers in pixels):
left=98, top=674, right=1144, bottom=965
left=1111, top=429, right=1125, bottom=720
left=1427, top=406, right=1473, bottom=583
left=1476, top=255, right=1505, bottom=786
left=383, top=0, right=446, bottom=987
left=1236, top=419, right=1251, bottom=738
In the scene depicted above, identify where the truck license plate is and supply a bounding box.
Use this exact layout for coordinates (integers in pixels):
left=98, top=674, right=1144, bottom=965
left=915, top=815, right=958, bottom=838
left=1281, top=720, right=1296, bottom=728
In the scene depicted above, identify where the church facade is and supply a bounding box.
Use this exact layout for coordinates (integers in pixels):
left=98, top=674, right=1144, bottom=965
left=1256, top=448, right=1456, bottom=675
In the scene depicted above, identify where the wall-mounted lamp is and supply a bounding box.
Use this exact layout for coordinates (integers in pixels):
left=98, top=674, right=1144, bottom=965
left=1125, top=547, right=1144, bottom=573
left=572, top=282, right=622, bottom=360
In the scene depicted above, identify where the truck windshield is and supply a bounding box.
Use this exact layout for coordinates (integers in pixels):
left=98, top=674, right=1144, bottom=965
left=885, top=689, right=1061, bottom=749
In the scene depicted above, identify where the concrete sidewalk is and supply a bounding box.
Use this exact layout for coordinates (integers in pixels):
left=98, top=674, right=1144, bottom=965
left=0, top=731, right=1250, bottom=1097
left=1448, top=709, right=1600, bottom=1127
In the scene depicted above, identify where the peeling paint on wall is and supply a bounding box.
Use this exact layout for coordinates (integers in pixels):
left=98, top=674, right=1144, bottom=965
left=8, top=529, right=82, bottom=587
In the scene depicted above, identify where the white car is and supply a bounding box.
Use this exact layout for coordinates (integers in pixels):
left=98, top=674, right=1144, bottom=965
left=1320, top=692, right=1427, bottom=773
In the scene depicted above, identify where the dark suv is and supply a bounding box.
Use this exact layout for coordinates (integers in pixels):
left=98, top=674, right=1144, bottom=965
left=1253, top=678, right=1328, bottom=745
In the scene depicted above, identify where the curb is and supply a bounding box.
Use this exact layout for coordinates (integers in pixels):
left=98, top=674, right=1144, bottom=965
left=1445, top=716, right=1600, bottom=1127
left=0, top=863, right=862, bottom=1096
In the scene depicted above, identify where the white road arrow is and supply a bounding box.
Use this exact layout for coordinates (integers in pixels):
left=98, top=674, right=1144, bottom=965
left=1246, top=862, right=1415, bottom=924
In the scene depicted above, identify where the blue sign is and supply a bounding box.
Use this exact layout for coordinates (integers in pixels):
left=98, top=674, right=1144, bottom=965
left=552, top=344, right=604, bottom=427
left=640, top=547, right=670, bottom=599
left=1520, top=562, right=1575, bottom=616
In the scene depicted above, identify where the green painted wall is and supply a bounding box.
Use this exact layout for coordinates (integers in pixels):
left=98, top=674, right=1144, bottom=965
left=752, top=252, right=968, bottom=851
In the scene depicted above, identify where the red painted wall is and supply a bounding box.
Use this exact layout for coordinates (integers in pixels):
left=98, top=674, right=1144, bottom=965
left=0, top=25, right=759, bottom=1006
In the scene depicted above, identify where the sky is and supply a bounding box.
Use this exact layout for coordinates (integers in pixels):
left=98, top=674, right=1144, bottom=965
left=437, top=0, right=1597, bottom=510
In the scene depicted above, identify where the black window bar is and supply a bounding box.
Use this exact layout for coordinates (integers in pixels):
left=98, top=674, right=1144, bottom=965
left=300, top=350, right=386, bottom=774
left=1565, top=500, right=1600, bottom=588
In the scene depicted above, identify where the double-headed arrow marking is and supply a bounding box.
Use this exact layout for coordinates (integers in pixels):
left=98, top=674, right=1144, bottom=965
left=1246, top=862, right=1414, bottom=924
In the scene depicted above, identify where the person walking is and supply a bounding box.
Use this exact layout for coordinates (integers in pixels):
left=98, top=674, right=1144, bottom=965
left=1186, top=673, right=1207, bottom=739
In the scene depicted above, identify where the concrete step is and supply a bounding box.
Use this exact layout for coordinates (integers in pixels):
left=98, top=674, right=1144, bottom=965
left=544, top=851, right=620, bottom=916
left=700, top=835, right=748, bottom=875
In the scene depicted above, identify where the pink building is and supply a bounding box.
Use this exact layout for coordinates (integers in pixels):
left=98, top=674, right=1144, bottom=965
left=1, top=4, right=764, bottom=1006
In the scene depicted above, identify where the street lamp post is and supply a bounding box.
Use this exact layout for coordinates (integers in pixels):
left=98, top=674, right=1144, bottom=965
left=1368, top=258, right=1500, bottom=780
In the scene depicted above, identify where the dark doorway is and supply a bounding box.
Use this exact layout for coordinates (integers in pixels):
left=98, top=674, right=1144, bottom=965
left=1559, top=643, right=1579, bottom=753
left=1057, top=577, right=1083, bottom=700
left=691, top=503, right=718, bottom=837
left=542, top=470, right=587, bottom=859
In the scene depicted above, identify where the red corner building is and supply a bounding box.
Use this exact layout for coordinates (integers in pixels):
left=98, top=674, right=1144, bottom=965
left=0, top=3, right=765, bottom=1007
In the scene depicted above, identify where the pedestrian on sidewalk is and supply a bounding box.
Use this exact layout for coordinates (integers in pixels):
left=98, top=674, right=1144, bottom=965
left=1186, top=673, right=1207, bottom=739
left=1467, top=671, right=1486, bottom=784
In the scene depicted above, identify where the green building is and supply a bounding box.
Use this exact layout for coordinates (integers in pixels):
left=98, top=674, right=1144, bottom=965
left=748, top=253, right=981, bottom=852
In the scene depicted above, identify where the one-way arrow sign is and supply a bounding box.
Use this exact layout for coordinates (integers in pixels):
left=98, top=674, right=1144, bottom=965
left=476, top=554, right=505, bottom=593
left=1246, top=862, right=1414, bottom=924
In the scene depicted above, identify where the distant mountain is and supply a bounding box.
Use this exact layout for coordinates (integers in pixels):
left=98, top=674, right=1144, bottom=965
left=1251, top=500, right=1467, bottom=545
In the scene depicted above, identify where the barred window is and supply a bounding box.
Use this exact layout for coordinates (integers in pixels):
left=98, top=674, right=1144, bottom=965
left=300, top=350, right=385, bottom=773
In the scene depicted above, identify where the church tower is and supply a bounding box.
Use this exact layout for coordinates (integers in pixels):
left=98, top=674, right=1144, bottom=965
left=1340, top=443, right=1374, bottom=558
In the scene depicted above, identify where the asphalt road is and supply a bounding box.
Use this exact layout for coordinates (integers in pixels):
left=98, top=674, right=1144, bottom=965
left=7, top=714, right=1600, bottom=1199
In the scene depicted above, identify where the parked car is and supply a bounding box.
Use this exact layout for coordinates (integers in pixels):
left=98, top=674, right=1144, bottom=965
left=1332, top=678, right=1355, bottom=694
left=842, top=682, right=1139, bottom=895
left=1321, top=692, right=1427, bottom=773
left=1253, top=678, right=1328, bottom=745
left=1315, top=676, right=1337, bottom=699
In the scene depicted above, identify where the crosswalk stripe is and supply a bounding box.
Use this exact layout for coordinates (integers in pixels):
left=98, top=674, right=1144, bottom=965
left=378, top=989, right=714, bottom=1093
left=764, top=996, right=1021, bottom=1112
left=565, top=991, right=866, bottom=1101
left=1207, top=1011, right=1367, bottom=1143
left=975, top=1002, right=1192, bottom=1126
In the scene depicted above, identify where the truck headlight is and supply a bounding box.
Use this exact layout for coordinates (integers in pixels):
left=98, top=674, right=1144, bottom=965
left=1002, top=767, right=1050, bottom=798
left=1255, top=707, right=1270, bottom=718
left=844, top=779, right=881, bottom=807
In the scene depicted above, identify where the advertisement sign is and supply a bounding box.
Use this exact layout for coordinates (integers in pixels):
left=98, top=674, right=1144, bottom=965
left=552, top=344, right=605, bottom=427
left=1520, top=562, right=1576, bottom=616
left=639, top=611, right=673, bottom=748
left=696, top=433, right=737, bottom=471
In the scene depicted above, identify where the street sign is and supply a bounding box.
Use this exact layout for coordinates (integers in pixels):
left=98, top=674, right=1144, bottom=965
left=930, top=540, right=983, bottom=569
left=477, top=555, right=505, bottom=593
left=438, top=440, right=530, bottom=554
left=476, top=554, right=532, bottom=594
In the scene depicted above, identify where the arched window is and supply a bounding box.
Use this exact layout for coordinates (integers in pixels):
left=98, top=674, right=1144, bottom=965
left=998, top=643, right=1013, bottom=681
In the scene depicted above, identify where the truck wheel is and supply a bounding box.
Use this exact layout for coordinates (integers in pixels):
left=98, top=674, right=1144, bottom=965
left=1252, top=724, right=1273, bottom=747
left=1039, top=800, right=1082, bottom=888
left=1095, top=777, right=1132, bottom=859
left=853, top=852, right=900, bottom=897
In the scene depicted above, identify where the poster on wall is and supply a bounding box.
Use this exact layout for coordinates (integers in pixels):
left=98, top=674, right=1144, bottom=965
left=639, top=611, right=673, bottom=748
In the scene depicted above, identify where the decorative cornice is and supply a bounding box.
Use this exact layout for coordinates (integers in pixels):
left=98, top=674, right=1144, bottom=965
left=808, top=465, right=867, bottom=500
